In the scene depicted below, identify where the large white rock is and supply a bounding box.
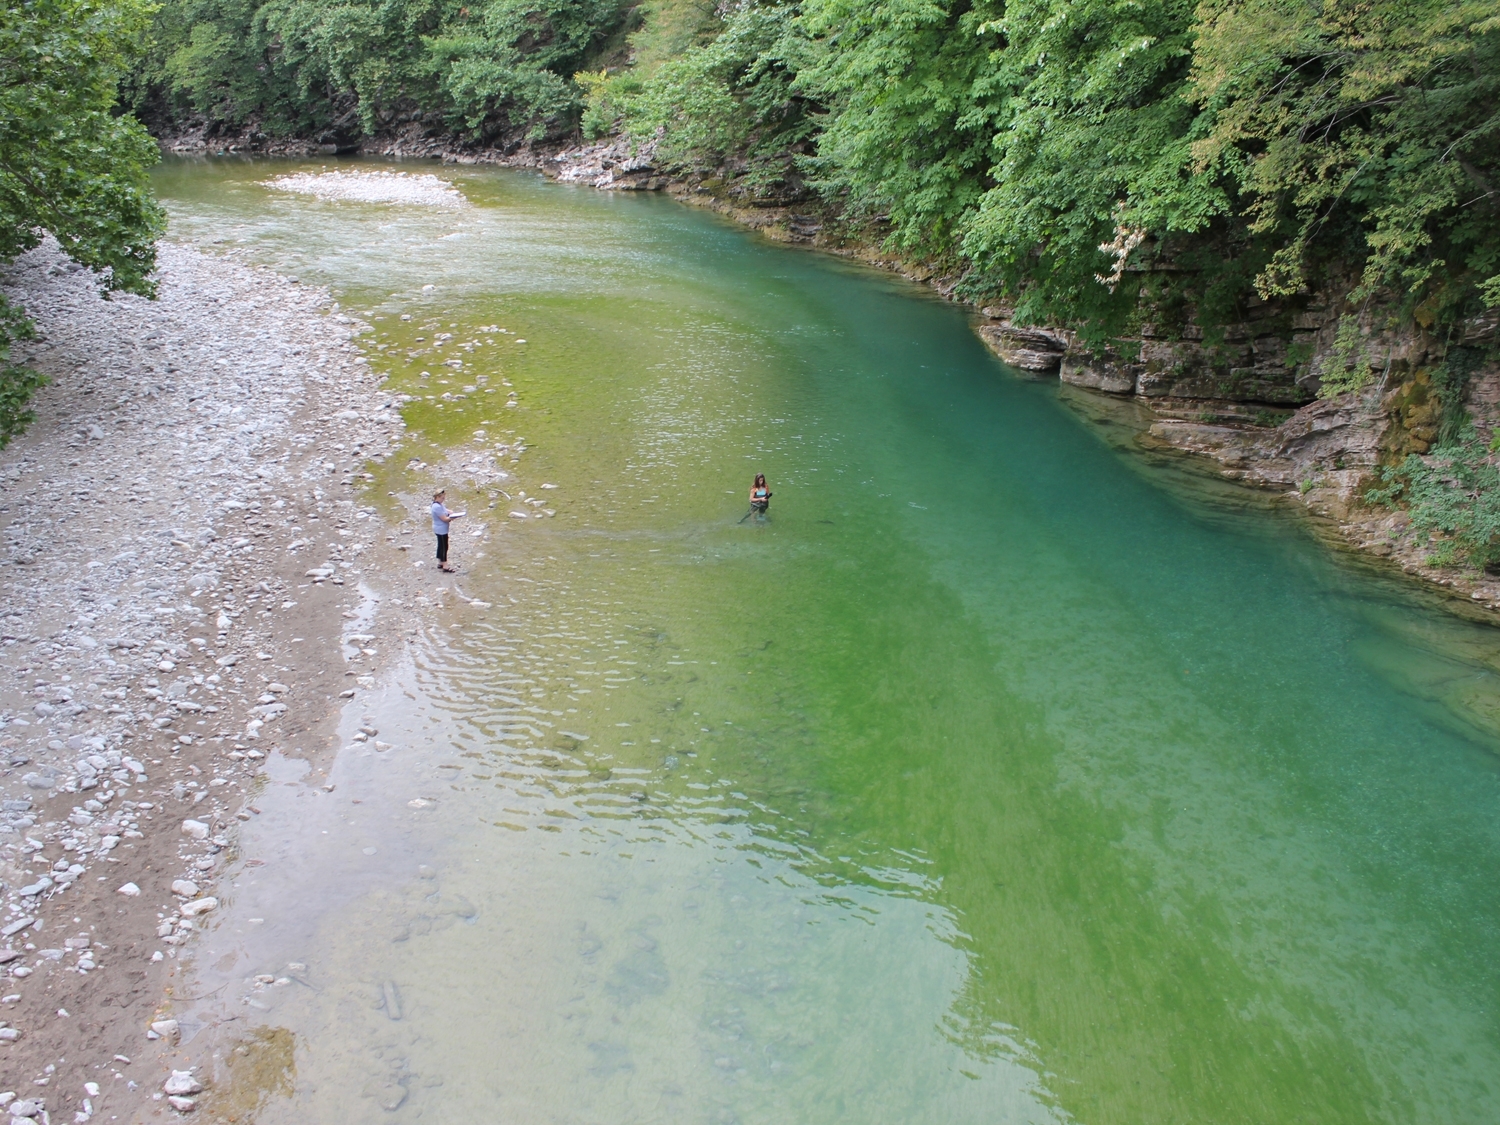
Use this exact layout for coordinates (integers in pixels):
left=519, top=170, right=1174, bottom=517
left=162, top=1071, right=202, bottom=1096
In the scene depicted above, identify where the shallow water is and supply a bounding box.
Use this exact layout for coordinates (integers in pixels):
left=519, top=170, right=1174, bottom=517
left=155, top=158, right=1500, bottom=1124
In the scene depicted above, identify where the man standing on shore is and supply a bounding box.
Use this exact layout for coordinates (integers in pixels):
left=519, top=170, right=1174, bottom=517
left=432, top=489, right=462, bottom=572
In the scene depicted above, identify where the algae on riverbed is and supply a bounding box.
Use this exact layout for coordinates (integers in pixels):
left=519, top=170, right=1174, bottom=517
left=204, top=1026, right=297, bottom=1122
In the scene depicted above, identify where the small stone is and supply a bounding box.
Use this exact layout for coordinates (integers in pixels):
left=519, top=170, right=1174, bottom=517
left=150, top=1019, right=179, bottom=1039
left=9, top=1099, right=39, bottom=1117
left=162, top=1071, right=202, bottom=1096
left=180, top=820, right=209, bottom=840
left=171, top=880, right=200, bottom=898
left=179, top=897, right=218, bottom=917
left=0, top=1028, right=18, bottom=1042
left=166, top=1096, right=196, bottom=1112
left=370, top=1083, right=407, bottom=1111
left=116, top=883, right=140, bottom=897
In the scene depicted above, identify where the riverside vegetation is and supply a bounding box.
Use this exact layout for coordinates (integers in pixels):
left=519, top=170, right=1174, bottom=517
left=5, top=0, right=1500, bottom=564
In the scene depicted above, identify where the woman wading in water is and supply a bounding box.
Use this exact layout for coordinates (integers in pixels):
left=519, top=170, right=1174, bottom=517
left=748, top=473, right=771, bottom=519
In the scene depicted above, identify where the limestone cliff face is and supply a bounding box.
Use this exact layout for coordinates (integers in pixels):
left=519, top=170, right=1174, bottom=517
left=977, top=294, right=1349, bottom=417
left=975, top=299, right=1500, bottom=492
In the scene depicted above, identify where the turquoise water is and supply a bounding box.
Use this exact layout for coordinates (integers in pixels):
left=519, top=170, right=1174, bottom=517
left=156, top=159, right=1500, bottom=1123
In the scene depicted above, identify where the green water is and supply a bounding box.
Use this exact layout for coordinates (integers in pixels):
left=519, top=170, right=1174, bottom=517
left=156, top=159, right=1500, bottom=1124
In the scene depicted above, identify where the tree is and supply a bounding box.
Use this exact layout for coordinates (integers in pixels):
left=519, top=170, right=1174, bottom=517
left=0, top=0, right=165, bottom=447
left=1190, top=0, right=1500, bottom=314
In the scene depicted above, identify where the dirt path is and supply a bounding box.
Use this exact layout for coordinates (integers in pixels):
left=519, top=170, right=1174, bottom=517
left=0, top=241, right=408, bottom=1121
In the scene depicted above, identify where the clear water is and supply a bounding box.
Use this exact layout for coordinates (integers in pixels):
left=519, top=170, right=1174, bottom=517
left=154, top=158, right=1500, bottom=1124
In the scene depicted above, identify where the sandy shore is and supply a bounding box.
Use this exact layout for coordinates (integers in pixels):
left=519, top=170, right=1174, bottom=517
left=0, top=240, right=409, bottom=1119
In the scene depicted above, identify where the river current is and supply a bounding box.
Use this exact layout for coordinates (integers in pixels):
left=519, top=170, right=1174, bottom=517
left=154, top=158, right=1500, bottom=1124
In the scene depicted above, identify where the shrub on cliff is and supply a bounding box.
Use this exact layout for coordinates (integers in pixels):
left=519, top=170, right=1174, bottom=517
left=1, top=0, right=165, bottom=447
left=1368, top=430, right=1500, bottom=570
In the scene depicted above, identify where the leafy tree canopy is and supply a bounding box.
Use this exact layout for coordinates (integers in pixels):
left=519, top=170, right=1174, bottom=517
left=2, top=0, right=164, bottom=290
left=1, top=0, right=165, bottom=446
left=133, top=0, right=630, bottom=140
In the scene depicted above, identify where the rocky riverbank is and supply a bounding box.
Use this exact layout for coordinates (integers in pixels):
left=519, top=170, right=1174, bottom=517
left=0, top=239, right=410, bottom=1119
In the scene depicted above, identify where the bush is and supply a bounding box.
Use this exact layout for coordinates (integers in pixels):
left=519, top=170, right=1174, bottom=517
left=1368, top=429, right=1500, bottom=569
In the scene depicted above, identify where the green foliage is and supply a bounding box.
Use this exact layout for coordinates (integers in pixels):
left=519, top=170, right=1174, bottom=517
left=253, top=0, right=446, bottom=135
left=1191, top=0, right=1500, bottom=308
left=586, top=2, right=815, bottom=182
left=0, top=294, right=46, bottom=448
left=797, top=0, right=1008, bottom=257
left=121, top=0, right=311, bottom=131
left=1431, top=348, right=1486, bottom=446
left=962, top=0, right=1242, bottom=342
left=427, top=0, right=626, bottom=139
left=595, top=0, right=1500, bottom=352
left=135, top=0, right=629, bottom=140
left=626, top=0, right=721, bottom=71
left=2, top=0, right=165, bottom=448
left=1368, top=429, right=1500, bottom=569
left=2, top=0, right=165, bottom=291
left=1317, top=316, right=1374, bottom=399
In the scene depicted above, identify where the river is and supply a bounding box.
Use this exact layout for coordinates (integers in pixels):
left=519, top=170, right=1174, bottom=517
left=151, top=158, right=1500, bottom=1124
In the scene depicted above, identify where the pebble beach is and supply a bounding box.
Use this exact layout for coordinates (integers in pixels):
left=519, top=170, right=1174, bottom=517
left=0, top=237, right=405, bottom=1119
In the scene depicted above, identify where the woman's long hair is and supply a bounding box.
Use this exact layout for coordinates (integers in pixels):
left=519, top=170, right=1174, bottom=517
left=753, top=473, right=766, bottom=489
